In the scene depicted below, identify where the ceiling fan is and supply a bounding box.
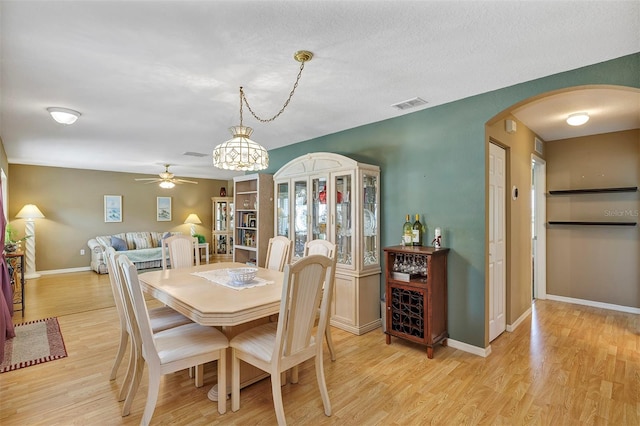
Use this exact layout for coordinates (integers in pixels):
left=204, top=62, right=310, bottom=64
left=134, top=164, right=198, bottom=189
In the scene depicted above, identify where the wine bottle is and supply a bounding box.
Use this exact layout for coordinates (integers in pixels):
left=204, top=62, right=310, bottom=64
left=402, top=215, right=413, bottom=246
left=412, top=214, right=423, bottom=246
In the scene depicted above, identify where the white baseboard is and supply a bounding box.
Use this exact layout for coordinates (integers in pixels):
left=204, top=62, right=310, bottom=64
left=546, top=294, right=640, bottom=314
left=38, top=266, right=92, bottom=275
left=447, top=338, right=491, bottom=357
left=506, top=307, right=532, bottom=332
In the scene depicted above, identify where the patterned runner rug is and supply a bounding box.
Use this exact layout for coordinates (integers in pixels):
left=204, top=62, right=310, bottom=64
left=0, top=317, right=67, bottom=373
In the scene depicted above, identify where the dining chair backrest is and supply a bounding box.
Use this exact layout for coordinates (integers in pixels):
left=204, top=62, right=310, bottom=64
left=104, top=246, right=128, bottom=334
left=265, top=236, right=293, bottom=272
left=161, top=234, right=199, bottom=270
left=303, top=239, right=336, bottom=259
left=301, top=238, right=338, bottom=362
left=118, top=256, right=159, bottom=365
left=274, top=254, right=335, bottom=364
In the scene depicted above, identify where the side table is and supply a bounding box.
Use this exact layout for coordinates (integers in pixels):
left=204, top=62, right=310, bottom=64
left=5, top=251, right=25, bottom=316
left=197, top=243, right=210, bottom=264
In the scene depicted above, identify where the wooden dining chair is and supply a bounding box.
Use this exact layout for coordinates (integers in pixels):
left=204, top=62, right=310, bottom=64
left=117, top=255, right=229, bottom=425
left=303, top=239, right=338, bottom=362
left=230, top=254, right=335, bottom=425
left=104, top=247, right=192, bottom=407
left=161, top=234, right=199, bottom=270
left=264, top=236, right=293, bottom=271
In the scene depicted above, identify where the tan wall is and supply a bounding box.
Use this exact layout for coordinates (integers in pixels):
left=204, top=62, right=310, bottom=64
left=7, top=164, right=228, bottom=272
left=486, top=115, right=545, bottom=332
left=546, top=129, right=639, bottom=308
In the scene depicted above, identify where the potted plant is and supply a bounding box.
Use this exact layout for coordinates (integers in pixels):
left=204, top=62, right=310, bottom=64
left=4, top=223, right=31, bottom=252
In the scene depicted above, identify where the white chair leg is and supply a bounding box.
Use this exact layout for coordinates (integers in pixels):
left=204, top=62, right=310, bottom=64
left=231, top=350, right=241, bottom=412
left=315, top=354, right=332, bottom=416
left=195, top=364, right=204, bottom=387
left=217, top=353, right=226, bottom=414
left=110, top=328, right=128, bottom=380
left=325, top=326, right=336, bottom=361
left=118, top=336, right=136, bottom=401
left=271, top=370, right=287, bottom=426
left=122, top=352, right=144, bottom=417
left=141, top=370, right=161, bottom=426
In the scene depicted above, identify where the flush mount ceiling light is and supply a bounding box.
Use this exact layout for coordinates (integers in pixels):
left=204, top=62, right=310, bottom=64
left=566, top=112, right=589, bottom=126
left=213, top=50, right=313, bottom=171
left=47, top=107, right=81, bottom=125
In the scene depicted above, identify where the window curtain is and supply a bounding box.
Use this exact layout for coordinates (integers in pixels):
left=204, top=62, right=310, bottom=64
left=0, top=182, right=16, bottom=362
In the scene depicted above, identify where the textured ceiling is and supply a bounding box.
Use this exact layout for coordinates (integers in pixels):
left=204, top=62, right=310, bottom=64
left=1, top=1, right=639, bottom=181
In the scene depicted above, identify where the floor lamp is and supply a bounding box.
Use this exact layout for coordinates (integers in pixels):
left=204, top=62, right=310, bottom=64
left=16, top=204, right=45, bottom=279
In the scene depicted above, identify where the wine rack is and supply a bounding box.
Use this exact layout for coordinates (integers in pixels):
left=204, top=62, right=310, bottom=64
left=384, top=245, right=449, bottom=358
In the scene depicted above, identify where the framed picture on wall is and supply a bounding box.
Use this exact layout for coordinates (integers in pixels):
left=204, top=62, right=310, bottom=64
left=104, top=195, right=122, bottom=223
left=157, top=196, right=172, bottom=221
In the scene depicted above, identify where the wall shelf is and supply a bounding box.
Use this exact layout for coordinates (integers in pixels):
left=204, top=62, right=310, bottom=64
left=548, top=221, right=637, bottom=226
left=548, top=186, right=638, bottom=195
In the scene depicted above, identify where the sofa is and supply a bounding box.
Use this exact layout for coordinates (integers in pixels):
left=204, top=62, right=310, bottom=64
left=88, top=231, right=174, bottom=274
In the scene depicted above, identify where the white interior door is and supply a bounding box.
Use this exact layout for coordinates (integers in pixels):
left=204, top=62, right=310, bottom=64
left=531, top=156, right=547, bottom=300
left=489, top=143, right=506, bottom=341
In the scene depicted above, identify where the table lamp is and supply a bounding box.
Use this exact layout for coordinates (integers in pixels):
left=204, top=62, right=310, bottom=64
left=16, top=204, right=45, bottom=279
left=184, top=213, right=202, bottom=236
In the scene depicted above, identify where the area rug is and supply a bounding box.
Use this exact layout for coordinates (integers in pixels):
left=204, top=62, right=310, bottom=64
left=0, top=317, right=67, bottom=373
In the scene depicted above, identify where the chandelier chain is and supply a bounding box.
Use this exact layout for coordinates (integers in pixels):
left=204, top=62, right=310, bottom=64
left=240, top=61, right=306, bottom=123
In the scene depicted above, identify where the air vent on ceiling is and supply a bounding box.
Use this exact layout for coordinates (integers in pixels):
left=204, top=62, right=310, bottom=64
left=391, top=97, right=428, bottom=111
left=183, top=151, right=208, bottom=157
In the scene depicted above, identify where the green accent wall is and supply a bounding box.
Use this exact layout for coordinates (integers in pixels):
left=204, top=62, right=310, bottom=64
left=265, top=53, right=640, bottom=348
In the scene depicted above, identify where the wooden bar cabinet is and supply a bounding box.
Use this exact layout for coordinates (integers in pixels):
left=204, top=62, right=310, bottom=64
left=383, top=245, right=449, bottom=358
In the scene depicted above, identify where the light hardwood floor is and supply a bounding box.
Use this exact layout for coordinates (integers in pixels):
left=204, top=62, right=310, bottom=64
left=1, top=271, right=638, bottom=425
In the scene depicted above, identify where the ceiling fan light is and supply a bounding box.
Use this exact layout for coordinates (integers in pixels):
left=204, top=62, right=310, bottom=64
left=213, top=126, right=269, bottom=171
left=47, top=107, right=81, bottom=125
left=566, top=112, right=589, bottom=126
left=159, top=180, right=175, bottom=189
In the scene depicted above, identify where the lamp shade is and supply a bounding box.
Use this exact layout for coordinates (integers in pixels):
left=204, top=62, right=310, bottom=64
left=184, top=214, right=202, bottom=225
left=47, top=107, right=81, bottom=125
left=213, top=126, right=269, bottom=171
left=16, top=204, right=45, bottom=220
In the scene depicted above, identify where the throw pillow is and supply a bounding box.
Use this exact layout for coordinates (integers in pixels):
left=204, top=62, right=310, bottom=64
left=111, top=236, right=128, bottom=251
left=134, top=235, right=151, bottom=249
left=158, top=231, right=171, bottom=247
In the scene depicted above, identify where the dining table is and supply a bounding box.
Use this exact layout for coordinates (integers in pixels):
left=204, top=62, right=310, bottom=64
left=138, top=261, right=284, bottom=401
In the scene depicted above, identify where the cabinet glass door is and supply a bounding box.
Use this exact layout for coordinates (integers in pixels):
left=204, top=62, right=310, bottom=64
left=311, top=177, right=328, bottom=240
left=214, top=200, right=228, bottom=231
left=276, top=182, right=289, bottom=237
left=363, top=173, right=378, bottom=266
left=228, top=202, right=234, bottom=251
left=334, top=174, right=352, bottom=266
left=293, top=180, right=308, bottom=258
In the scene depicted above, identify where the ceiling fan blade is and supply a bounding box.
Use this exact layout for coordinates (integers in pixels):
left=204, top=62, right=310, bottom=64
left=175, top=179, right=198, bottom=184
left=134, top=178, right=161, bottom=182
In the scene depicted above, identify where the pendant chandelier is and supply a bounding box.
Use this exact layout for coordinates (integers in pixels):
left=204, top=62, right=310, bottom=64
left=213, top=50, right=313, bottom=171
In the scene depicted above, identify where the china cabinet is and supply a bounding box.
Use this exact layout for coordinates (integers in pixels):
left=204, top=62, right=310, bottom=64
left=211, top=197, right=234, bottom=260
left=383, top=245, right=449, bottom=358
left=274, top=152, right=381, bottom=335
left=233, top=174, right=274, bottom=267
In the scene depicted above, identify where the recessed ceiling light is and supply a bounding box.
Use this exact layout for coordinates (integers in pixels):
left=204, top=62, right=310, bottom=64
left=47, top=107, right=81, bottom=125
left=566, top=112, right=589, bottom=126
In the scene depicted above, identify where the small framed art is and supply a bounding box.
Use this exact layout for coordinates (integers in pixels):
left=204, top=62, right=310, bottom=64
left=157, top=196, right=172, bottom=221
left=104, top=195, right=122, bottom=223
